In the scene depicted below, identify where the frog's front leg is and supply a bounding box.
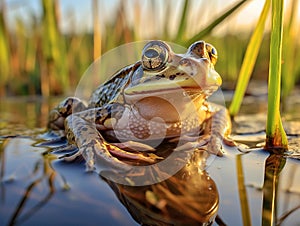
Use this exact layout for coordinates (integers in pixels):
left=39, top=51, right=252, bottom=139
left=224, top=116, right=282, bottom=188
left=175, top=105, right=235, bottom=156
left=206, top=106, right=235, bottom=156
left=48, top=97, right=87, bottom=130
left=63, top=106, right=160, bottom=171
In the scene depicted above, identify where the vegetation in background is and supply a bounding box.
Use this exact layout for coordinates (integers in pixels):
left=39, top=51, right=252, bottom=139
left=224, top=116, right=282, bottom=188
left=1, top=0, right=299, bottom=97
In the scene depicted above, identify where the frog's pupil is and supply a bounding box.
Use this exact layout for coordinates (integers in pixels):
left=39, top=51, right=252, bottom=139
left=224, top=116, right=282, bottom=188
left=145, top=49, right=159, bottom=58
left=211, top=48, right=216, bottom=55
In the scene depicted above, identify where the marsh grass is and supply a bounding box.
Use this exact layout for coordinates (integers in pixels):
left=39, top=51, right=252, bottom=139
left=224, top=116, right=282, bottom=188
left=282, top=0, right=299, bottom=100
left=0, top=0, right=251, bottom=96
left=265, top=0, right=288, bottom=149
left=229, top=0, right=270, bottom=116
left=0, top=4, right=10, bottom=96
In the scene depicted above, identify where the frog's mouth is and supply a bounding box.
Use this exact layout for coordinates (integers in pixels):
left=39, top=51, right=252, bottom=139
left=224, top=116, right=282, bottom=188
left=124, top=70, right=221, bottom=102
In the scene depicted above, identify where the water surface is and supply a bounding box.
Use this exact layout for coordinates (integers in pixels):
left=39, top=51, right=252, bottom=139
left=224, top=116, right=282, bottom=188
left=0, top=95, right=300, bottom=225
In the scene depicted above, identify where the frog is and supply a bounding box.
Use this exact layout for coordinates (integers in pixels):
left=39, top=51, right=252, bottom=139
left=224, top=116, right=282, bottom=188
left=48, top=40, right=233, bottom=171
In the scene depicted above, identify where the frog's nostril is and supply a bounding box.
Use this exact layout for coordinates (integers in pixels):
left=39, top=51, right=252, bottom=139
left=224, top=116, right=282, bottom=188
left=179, top=58, right=191, bottom=67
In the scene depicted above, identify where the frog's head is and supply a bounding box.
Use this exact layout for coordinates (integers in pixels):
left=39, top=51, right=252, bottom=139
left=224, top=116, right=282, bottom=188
left=125, top=40, right=221, bottom=98
left=124, top=40, right=222, bottom=122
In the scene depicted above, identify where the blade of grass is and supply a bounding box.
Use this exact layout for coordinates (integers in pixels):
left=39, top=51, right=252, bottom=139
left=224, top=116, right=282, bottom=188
left=281, top=0, right=299, bottom=100
left=93, top=0, right=101, bottom=61
left=41, top=0, right=69, bottom=95
left=0, top=4, right=10, bottom=96
left=175, top=0, right=189, bottom=42
left=185, top=0, right=248, bottom=46
left=265, top=0, right=288, bottom=150
left=229, top=0, right=270, bottom=116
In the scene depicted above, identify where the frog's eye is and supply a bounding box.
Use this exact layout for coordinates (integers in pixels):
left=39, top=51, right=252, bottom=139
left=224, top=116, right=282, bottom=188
left=205, top=43, right=218, bottom=66
left=188, top=41, right=218, bottom=66
left=188, top=41, right=206, bottom=58
left=142, top=41, right=170, bottom=70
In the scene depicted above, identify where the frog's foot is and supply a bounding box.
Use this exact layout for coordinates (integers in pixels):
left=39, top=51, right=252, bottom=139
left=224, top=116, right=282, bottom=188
left=174, top=134, right=235, bottom=156
left=48, top=97, right=86, bottom=130
left=63, top=140, right=162, bottom=172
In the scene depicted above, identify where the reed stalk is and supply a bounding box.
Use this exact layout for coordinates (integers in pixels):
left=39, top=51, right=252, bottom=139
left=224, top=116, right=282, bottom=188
left=265, top=0, right=288, bottom=150
left=41, top=0, right=68, bottom=96
left=93, top=0, right=101, bottom=61
left=0, top=3, right=10, bottom=96
left=281, top=0, right=299, bottom=100
left=229, top=0, right=270, bottom=116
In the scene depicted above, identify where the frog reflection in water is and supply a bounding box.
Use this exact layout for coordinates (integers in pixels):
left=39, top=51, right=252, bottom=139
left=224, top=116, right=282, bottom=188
left=48, top=40, right=233, bottom=170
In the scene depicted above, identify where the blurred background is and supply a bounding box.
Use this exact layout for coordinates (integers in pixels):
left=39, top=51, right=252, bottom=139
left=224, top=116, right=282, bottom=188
left=0, top=0, right=299, bottom=97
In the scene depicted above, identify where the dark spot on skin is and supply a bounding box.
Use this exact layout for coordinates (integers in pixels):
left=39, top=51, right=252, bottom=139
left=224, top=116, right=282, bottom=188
left=144, top=78, right=152, bottom=83
left=159, top=74, right=165, bottom=77
left=169, top=75, right=176, bottom=80
left=156, top=74, right=166, bottom=80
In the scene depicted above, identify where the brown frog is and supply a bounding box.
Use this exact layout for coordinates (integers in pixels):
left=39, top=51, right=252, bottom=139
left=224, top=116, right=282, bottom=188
left=48, top=40, right=233, bottom=170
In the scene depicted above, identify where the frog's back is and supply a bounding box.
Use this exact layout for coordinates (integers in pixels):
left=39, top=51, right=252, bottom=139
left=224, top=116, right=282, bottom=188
left=88, top=62, right=140, bottom=107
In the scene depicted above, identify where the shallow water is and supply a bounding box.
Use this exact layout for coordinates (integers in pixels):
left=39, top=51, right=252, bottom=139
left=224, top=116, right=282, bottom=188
left=0, top=95, right=300, bottom=226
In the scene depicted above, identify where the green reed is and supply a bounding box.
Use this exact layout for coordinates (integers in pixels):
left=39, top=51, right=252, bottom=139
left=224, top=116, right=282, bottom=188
left=41, top=0, right=69, bottom=96
left=229, top=0, right=270, bottom=116
left=265, top=0, right=288, bottom=150
left=0, top=4, right=10, bottom=96
left=281, top=0, right=299, bottom=100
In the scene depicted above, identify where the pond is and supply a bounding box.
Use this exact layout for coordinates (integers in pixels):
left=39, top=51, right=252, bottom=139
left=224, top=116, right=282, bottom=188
left=0, top=91, right=300, bottom=226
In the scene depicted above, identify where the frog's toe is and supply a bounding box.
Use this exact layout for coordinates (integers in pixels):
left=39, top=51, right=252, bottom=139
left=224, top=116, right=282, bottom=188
left=174, top=134, right=225, bottom=156
left=223, top=136, right=237, bottom=147
left=207, top=137, right=224, bottom=156
left=62, top=149, right=84, bottom=162
left=174, top=134, right=210, bottom=151
left=48, top=110, right=66, bottom=130
left=112, top=141, right=155, bottom=152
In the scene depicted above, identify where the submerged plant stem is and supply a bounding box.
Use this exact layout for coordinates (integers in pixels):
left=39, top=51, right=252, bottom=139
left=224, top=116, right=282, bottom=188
left=265, top=0, right=288, bottom=150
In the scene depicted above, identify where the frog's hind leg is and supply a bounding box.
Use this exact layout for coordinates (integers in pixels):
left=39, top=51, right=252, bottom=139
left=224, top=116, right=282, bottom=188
left=64, top=114, right=160, bottom=171
left=48, top=97, right=86, bottom=130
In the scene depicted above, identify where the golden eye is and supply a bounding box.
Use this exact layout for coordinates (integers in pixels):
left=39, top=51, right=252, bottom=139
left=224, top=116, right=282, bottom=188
left=188, top=41, right=218, bottom=66
left=142, top=41, right=170, bottom=70
left=188, top=41, right=206, bottom=58
left=205, top=43, right=218, bottom=66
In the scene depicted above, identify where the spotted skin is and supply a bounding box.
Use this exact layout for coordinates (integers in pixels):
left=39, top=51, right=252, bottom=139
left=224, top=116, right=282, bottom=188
left=48, top=40, right=233, bottom=170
